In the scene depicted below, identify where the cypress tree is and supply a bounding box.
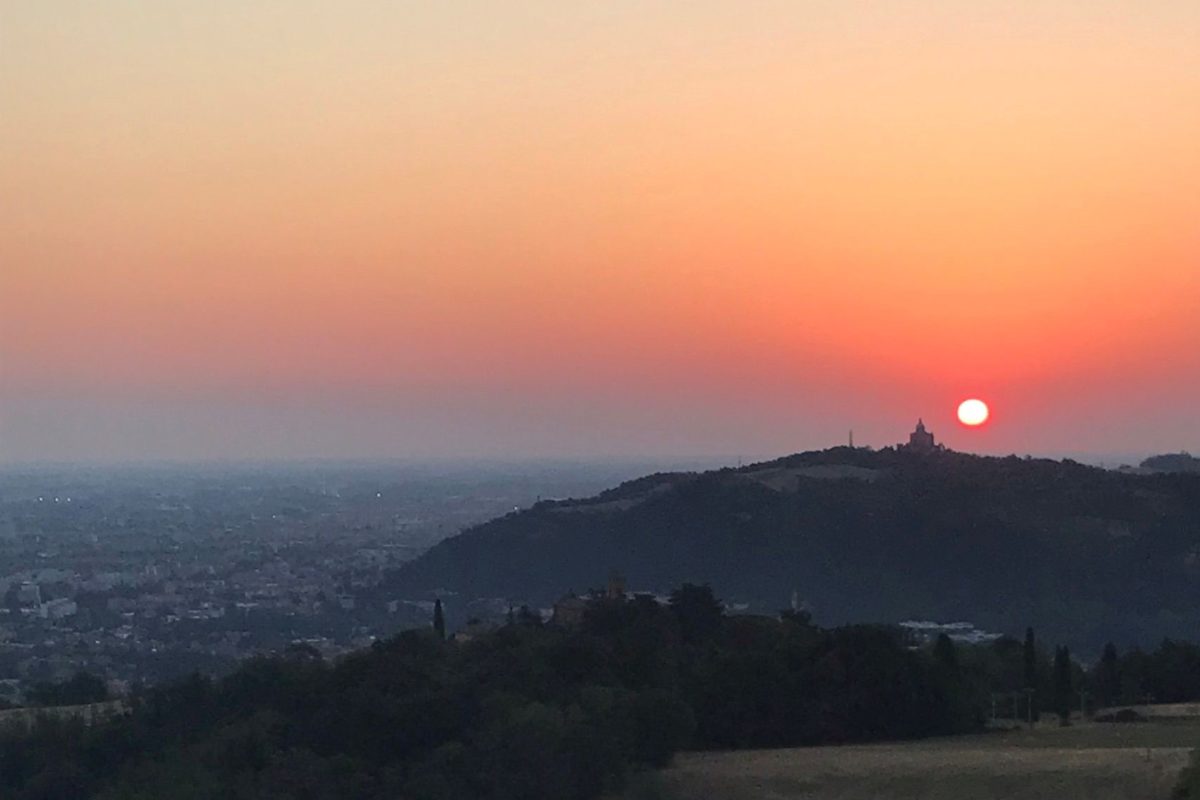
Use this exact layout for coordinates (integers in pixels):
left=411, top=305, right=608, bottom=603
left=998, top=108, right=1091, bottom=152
left=934, top=633, right=959, bottom=672
left=1098, top=642, right=1119, bottom=708
left=1023, top=627, right=1040, bottom=721
left=1054, top=646, right=1072, bottom=725
left=933, top=633, right=966, bottom=731
left=433, top=598, right=446, bottom=641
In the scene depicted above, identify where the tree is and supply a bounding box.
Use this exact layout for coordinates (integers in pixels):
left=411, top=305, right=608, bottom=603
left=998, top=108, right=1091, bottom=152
left=283, top=642, right=323, bottom=663
left=1054, top=646, right=1072, bottom=725
left=1097, top=642, right=1119, bottom=708
left=30, top=671, right=108, bottom=707
left=5, top=579, right=1074, bottom=799
left=3, top=584, right=21, bottom=613
left=934, top=634, right=959, bottom=673
left=1023, top=627, right=1040, bottom=721
left=668, top=584, right=723, bottom=644
left=780, top=608, right=813, bottom=628
left=433, top=599, right=445, bottom=641
left=628, top=689, right=695, bottom=767
left=516, top=605, right=542, bottom=626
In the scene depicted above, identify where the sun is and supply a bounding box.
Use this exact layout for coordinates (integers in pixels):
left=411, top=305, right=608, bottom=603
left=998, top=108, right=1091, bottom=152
left=957, top=398, right=989, bottom=427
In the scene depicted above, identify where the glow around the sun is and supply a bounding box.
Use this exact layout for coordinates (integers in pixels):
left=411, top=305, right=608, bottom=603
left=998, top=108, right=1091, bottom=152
left=957, top=399, right=989, bottom=427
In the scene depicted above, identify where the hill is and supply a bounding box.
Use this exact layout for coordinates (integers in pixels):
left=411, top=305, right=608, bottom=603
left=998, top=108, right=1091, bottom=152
left=387, top=448, right=1200, bottom=651
left=1142, top=452, right=1200, bottom=474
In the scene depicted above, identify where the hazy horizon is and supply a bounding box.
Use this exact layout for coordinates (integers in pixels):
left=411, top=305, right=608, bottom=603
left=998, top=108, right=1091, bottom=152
left=0, top=445, right=1168, bottom=473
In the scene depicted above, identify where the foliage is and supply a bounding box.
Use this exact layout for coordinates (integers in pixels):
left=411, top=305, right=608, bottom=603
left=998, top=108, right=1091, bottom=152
left=433, top=598, right=446, bottom=641
left=15, top=591, right=1200, bottom=798
left=0, top=587, right=990, bottom=800
left=1095, top=642, right=1119, bottom=708
left=1090, top=638, right=1200, bottom=707
left=28, top=672, right=109, bottom=707
left=1053, top=646, right=1072, bottom=724
left=1174, top=748, right=1200, bottom=798
left=1021, top=629, right=1042, bottom=719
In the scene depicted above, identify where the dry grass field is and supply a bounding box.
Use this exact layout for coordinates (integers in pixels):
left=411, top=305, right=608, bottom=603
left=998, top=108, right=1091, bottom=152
left=657, top=718, right=1200, bottom=800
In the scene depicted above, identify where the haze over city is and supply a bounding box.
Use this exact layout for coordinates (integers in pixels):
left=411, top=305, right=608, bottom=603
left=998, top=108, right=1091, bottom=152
left=3, top=1, right=1198, bottom=463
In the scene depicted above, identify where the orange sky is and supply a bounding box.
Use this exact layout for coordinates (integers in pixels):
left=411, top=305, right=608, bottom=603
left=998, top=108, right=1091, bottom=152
left=2, top=2, right=1198, bottom=462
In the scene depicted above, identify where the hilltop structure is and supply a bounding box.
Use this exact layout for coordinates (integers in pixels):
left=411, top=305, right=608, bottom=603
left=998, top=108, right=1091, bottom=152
left=553, top=572, right=630, bottom=627
left=551, top=592, right=589, bottom=627
left=905, top=419, right=940, bottom=453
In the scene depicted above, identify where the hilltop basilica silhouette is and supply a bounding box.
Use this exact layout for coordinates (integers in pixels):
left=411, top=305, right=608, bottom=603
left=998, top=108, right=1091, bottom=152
left=904, top=419, right=944, bottom=453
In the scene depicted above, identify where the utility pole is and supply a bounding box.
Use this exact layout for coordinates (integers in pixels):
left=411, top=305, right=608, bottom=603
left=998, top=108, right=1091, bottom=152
left=1024, top=688, right=1036, bottom=728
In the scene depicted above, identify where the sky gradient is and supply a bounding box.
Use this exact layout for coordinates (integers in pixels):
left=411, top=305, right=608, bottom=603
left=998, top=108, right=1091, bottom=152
left=2, top=1, right=1198, bottom=463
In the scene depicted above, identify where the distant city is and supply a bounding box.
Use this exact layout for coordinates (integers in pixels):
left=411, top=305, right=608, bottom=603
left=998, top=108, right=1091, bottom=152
left=0, top=461, right=686, bottom=702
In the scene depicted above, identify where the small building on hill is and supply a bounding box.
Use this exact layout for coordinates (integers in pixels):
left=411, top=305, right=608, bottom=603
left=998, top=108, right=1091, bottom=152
left=606, top=571, right=626, bottom=600
left=551, top=593, right=589, bottom=627
left=552, top=573, right=633, bottom=627
left=451, top=619, right=497, bottom=643
left=905, top=419, right=941, bottom=453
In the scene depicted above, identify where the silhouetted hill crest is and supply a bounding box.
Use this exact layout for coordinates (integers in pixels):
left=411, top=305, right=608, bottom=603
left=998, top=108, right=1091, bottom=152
left=1141, top=452, right=1200, bottom=473
left=387, top=448, right=1200, bottom=651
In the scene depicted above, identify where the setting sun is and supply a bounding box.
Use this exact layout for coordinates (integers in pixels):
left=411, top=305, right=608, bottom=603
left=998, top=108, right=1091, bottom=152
left=957, top=399, right=990, bottom=427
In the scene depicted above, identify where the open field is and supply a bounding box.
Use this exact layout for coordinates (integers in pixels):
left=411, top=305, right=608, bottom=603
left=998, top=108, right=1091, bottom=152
left=660, top=719, right=1200, bottom=800
left=1108, top=704, right=1200, bottom=720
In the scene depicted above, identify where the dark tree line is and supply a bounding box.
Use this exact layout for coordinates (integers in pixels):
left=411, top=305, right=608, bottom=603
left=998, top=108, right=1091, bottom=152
left=9, top=592, right=1200, bottom=800
left=1088, top=638, right=1200, bottom=708
left=0, top=585, right=980, bottom=800
left=27, top=672, right=109, bottom=708
left=986, top=633, right=1200, bottom=723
